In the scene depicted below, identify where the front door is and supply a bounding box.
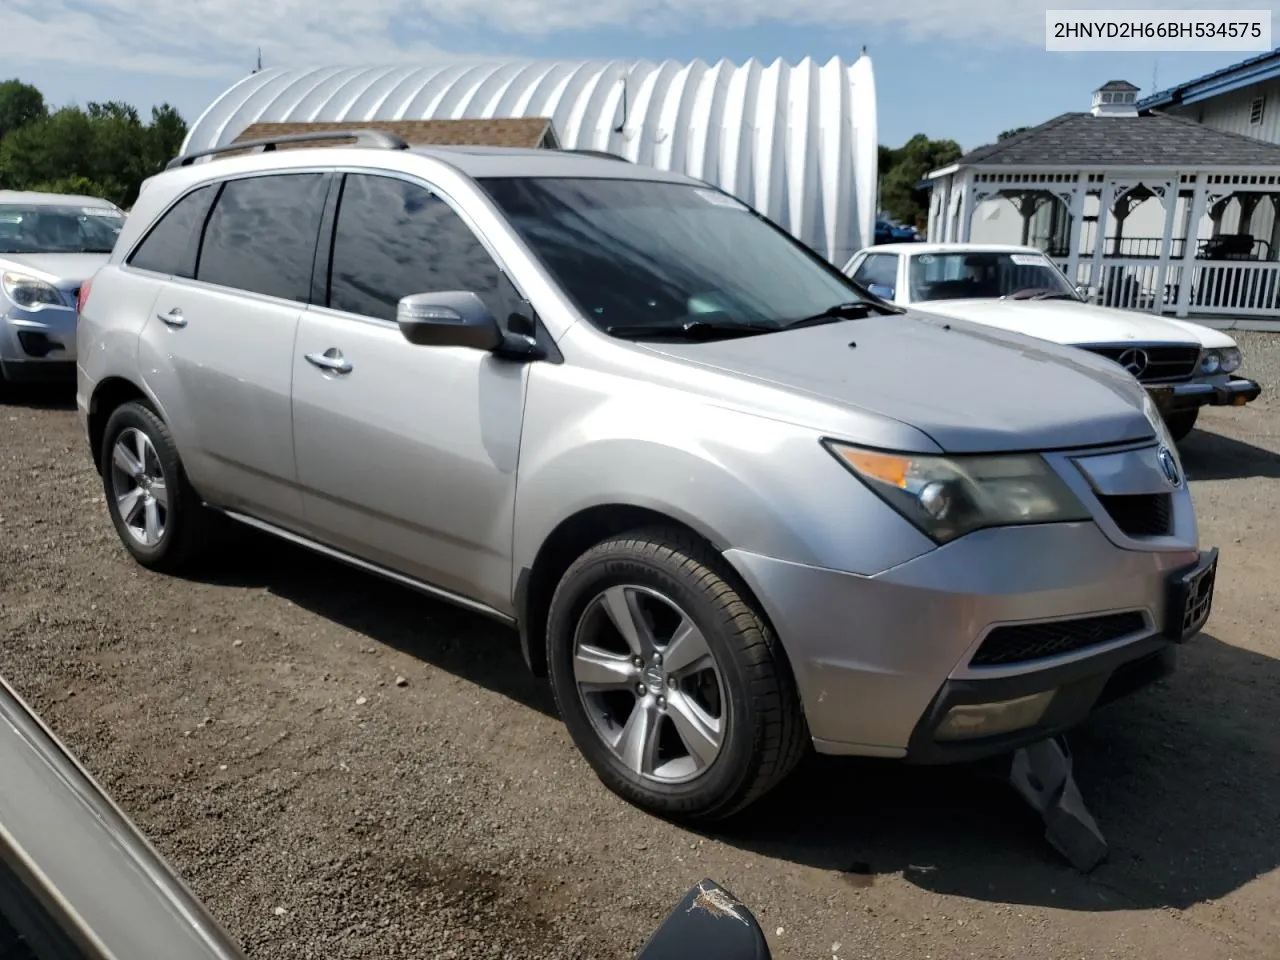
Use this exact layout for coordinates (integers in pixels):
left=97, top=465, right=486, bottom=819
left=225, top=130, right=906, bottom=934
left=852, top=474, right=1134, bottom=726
left=137, top=172, right=331, bottom=527
left=290, top=172, right=530, bottom=613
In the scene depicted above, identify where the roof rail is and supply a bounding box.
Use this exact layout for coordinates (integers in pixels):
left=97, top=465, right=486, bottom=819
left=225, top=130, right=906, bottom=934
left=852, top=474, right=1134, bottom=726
left=165, top=129, right=411, bottom=170
left=556, top=148, right=630, bottom=162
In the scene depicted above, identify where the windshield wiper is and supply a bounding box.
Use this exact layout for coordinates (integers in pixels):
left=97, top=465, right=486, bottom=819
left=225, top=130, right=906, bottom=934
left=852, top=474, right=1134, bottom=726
left=783, top=300, right=902, bottom=329
left=605, top=318, right=776, bottom=341
left=1006, top=288, right=1077, bottom=301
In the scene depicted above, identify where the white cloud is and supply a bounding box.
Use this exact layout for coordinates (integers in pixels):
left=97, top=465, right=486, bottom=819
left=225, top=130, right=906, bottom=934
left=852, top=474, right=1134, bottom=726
left=3, top=0, right=1278, bottom=77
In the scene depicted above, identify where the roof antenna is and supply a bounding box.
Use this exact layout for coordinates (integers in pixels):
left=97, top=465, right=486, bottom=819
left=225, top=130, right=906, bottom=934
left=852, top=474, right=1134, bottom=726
left=252, top=47, right=263, bottom=74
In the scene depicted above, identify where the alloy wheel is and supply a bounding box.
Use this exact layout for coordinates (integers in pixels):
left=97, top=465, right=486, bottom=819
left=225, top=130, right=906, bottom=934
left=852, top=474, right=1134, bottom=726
left=572, top=584, right=726, bottom=784
left=109, top=427, right=169, bottom=547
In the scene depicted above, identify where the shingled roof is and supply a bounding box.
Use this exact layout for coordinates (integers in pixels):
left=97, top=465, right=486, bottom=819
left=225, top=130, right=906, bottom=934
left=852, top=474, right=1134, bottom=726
left=951, top=111, right=1280, bottom=169
left=231, top=118, right=560, bottom=151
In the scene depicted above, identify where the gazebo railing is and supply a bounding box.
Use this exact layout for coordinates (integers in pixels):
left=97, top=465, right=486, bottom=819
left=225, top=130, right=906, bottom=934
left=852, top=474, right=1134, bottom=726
left=1054, top=257, right=1280, bottom=317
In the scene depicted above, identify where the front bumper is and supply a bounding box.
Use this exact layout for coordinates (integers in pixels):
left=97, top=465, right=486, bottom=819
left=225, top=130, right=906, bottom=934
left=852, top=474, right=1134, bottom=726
left=725, top=524, right=1210, bottom=762
left=1148, top=375, right=1261, bottom=412
left=1, top=305, right=78, bottom=381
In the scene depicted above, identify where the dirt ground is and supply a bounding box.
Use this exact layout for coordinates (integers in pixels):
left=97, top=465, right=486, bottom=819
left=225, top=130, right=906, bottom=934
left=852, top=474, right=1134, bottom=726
left=3, top=335, right=1279, bottom=960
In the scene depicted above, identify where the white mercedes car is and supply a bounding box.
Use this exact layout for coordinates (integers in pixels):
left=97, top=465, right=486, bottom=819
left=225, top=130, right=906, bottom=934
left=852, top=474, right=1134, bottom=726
left=842, top=243, right=1261, bottom=441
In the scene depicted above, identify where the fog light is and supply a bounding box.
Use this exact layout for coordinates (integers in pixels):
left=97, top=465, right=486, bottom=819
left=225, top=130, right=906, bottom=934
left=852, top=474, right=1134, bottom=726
left=934, top=690, right=1056, bottom=741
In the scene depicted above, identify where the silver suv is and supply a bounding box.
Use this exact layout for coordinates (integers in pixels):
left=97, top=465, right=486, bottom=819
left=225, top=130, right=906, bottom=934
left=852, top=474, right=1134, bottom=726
left=77, top=130, right=1218, bottom=821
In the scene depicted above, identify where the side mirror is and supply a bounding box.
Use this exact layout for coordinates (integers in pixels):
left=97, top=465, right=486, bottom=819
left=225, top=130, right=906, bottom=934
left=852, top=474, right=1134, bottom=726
left=867, top=283, right=895, bottom=300
left=397, top=291, right=504, bottom=351
left=635, top=880, right=771, bottom=960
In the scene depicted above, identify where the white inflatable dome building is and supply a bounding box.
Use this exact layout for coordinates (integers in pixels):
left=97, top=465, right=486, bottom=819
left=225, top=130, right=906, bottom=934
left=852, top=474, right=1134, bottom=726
left=183, top=56, right=878, bottom=266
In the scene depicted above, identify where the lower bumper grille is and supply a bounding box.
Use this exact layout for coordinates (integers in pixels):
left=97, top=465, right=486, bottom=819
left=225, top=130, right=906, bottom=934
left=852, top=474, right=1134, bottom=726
left=971, top=611, right=1148, bottom=667
left=1083, top=344, right=1200, bottom=383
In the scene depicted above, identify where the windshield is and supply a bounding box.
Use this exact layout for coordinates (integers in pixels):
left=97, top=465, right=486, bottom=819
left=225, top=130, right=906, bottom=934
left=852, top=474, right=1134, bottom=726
left=0, top=203, right=124, bottom=254
left=908, top=250, right=1079, bottom=303
left=479, top=177, right=871, bottom=337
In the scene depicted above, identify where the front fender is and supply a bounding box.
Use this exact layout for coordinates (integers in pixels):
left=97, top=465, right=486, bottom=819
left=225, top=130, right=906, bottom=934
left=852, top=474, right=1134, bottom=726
left=511, top=374, right=936, bottom=582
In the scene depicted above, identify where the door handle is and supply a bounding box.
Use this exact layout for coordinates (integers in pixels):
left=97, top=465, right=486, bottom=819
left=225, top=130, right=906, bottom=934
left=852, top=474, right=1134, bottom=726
left=157, top=308, right=186, bottom=328
left=305, top=349, right=353, bottom=374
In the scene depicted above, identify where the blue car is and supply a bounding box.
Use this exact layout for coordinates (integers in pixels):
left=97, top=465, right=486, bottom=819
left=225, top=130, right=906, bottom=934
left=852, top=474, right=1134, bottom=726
left=873, top=217, right=918, bottom=245
left=0, top=191, right=126, bottom=392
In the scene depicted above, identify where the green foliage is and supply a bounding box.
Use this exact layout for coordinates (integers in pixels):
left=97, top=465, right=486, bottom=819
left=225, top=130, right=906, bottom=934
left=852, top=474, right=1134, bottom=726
left=0, top=81, right=186, bottom=208
left=878, top=133, right=963, bottom=228
left=0, top=79, right=46, bottom=141
left=998, top=126, right=1032, bottom=141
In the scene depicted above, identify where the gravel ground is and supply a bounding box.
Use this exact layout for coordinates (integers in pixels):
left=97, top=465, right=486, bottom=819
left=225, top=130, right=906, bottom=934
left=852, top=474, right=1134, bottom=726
left=3, top=334, right=1280, bottom=960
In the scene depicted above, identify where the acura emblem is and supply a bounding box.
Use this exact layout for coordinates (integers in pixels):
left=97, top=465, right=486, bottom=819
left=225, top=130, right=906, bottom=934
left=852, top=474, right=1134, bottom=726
left=1117, top=347, right=1149, bottom=377
left=1157, top=446, right=1181, bottom=487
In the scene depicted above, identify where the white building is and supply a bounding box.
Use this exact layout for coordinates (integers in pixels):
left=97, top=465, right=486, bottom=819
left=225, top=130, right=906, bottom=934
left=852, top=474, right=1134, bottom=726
left=183, top=56, right=879, bottom=266
left=1141, top=48, right=1280, bottom=145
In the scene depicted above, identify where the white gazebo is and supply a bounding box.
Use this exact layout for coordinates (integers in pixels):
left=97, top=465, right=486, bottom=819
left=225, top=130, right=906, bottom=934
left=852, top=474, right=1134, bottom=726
left=925, top=80, right=1280, bottom=322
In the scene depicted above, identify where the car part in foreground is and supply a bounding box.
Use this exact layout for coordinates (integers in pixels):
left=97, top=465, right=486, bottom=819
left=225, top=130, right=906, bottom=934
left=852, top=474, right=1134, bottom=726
left=1, top=671, right=772, bottom=960
left=1008, top=737, right=1108, bottom=872
left=637, top=879, right=772, bottom=959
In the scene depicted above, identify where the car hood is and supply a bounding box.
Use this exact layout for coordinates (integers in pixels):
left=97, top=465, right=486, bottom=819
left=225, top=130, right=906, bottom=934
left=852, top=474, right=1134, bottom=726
left=910, top=297, right=1235, bottom=349
left=642, top=312, right=1155, bottom=454
left=0, top=252, right=110, bottom=285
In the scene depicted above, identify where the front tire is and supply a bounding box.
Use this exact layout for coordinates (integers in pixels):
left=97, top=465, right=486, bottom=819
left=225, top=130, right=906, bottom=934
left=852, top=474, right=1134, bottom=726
left=1163, top=408, right=1199, bottom=443
left=546, top=527, right=809, bottom=822
left=100, top=401, right=214, bottom=572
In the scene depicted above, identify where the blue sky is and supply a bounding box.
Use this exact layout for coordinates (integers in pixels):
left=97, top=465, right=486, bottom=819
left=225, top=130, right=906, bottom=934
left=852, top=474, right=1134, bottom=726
left=4, top=0, right=1276, bottom=151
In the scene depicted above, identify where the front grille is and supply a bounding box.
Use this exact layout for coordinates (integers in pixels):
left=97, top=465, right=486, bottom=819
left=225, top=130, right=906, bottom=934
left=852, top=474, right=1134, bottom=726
left=1083, top=344, right=1200, bottom=383
left=971, top=611, right=1148, bottom=667
left=1097, top=492, right=1173, bottom=537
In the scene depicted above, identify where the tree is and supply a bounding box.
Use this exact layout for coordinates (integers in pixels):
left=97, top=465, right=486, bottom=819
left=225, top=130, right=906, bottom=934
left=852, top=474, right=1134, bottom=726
left=0, top=79, right=46, bottom=141
left=0, top=85, right=186, bottom=208
left=878, top=134, right=963, bottom=228
left=998, top=126, right=1032, bottom=141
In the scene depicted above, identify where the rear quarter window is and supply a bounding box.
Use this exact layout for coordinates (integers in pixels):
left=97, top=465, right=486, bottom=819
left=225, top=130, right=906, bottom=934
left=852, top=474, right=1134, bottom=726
left=126, top=185, right=216, bottom=277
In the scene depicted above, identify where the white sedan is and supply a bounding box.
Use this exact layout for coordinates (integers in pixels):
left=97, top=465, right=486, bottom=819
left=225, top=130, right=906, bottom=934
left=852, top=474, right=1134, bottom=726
left=842, top=243, right=1261, bottom=441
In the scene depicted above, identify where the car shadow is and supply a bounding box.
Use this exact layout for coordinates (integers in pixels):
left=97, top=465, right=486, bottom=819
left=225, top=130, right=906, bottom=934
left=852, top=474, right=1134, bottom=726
left=188, top=531, right=1279, bottom=915
left=0, top=383, right=76, bottom=411
left=707, top=632, right=1280, bottom=913
left=1180, top=427, right=1280, bottom=480
left=191, top=529, right=557, bottom=718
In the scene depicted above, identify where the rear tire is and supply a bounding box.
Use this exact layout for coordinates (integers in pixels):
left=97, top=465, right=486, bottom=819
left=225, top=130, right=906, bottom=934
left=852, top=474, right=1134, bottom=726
left=100, top=401, right=215, bottom=572
left=546, top=527, right=809, bottom=822
left=1163, top=408, right=1199, bottom=443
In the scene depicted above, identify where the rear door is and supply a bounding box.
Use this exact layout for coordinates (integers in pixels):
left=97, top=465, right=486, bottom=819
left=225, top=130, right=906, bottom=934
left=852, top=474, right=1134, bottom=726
left=137, top=172, right=332, bottom=527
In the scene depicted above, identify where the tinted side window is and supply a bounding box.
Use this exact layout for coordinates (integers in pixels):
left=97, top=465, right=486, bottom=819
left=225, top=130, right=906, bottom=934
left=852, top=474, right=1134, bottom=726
left=126, top=185, right=214, bottom=277
left=853, top=254, right=898, bottom=292
left=196, top=174, right=327, bottom=302
left=328, top=174, right=511, bottom=323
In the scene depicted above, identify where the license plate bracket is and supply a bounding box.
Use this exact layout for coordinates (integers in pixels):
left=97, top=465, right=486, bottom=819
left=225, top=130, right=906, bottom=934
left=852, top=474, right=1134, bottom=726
left=1164, top=548, right=1218, bottom=642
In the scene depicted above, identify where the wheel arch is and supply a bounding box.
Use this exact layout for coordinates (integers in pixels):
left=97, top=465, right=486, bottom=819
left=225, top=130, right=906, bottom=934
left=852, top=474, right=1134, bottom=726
left=87, top=377, right=154, bottom=473
left=514, top=502, right=786, bottom=682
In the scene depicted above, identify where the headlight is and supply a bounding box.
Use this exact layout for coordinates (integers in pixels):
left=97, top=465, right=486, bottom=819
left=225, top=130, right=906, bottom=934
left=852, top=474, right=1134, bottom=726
left=1218, top=346, right=1242, bottom=373
left=1, top=271, right=63, bottom=309
left=823, top=441, right=1091, bottom=544
left=1200, top=349, right=1222, bottom=375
